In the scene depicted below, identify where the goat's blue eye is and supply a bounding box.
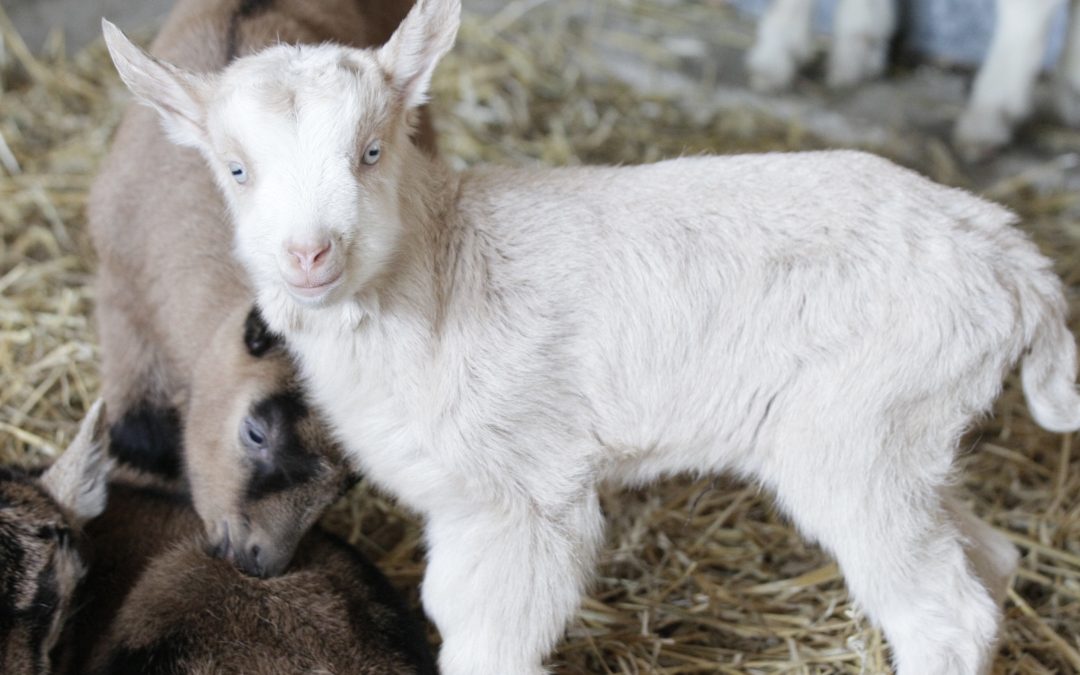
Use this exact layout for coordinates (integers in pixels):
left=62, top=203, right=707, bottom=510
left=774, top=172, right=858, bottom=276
left=362, top=140, right=381, bottom=166
left=228, top=161, right=248, bottom=184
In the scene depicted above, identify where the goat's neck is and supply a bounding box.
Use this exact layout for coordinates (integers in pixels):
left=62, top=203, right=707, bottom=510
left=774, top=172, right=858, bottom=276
left=369, top=152, right=458, bottom=329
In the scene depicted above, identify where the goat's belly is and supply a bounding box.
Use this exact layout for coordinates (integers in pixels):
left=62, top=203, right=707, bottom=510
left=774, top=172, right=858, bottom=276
left=587, top=356, right=791, bottom=486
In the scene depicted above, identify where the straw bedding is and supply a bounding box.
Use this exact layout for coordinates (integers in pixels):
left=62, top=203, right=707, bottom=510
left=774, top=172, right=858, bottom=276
left=0, top=1, right=1077, bottom=672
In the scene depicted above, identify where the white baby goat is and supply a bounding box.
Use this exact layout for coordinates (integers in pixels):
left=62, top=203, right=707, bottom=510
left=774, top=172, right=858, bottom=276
left=747, top=0, right=1080, bottom=160
left=104, top=1, right=1080, bottom=672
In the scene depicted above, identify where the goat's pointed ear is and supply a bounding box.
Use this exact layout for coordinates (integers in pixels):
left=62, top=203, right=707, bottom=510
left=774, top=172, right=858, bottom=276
left=101, top=19, right=211, bottom=149
left=376, top=0, right=460, bottom=109
left=41, top=400, right=113, bottom=525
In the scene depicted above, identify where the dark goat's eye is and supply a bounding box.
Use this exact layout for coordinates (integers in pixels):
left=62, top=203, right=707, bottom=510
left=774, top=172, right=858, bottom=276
left=228, top=161, right=248, bottom=184
left=241, top=417, right=269, bottom=457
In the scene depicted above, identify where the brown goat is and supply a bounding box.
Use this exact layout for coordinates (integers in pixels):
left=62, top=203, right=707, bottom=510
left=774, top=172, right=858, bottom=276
left=89, top=0, right=434, bottom=576
left=84, top=524, right=435, bottom=674
left=62, top=448, right=435, bottom=674
left=0, top=404, right=434, bottom=674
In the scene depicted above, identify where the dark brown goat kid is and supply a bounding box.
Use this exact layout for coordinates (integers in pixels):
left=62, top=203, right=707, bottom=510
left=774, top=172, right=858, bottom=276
left=0, top=403, right=435, bottom=675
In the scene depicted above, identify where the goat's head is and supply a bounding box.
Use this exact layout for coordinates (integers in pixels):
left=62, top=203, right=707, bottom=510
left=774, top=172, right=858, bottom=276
left=184, top=306, right=356, bottom=578
left=0, top=401, right=111, bottom=674
left=102, top=0, right=460, bottom=316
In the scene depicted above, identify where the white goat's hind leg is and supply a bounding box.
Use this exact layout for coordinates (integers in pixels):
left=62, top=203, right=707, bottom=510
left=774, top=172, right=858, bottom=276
left=954, top=0, right=1063, bottom=161
left=764, top=436, right=1000, bottom=674
left=746, top=0, right=816, bottom=92
left=945, top=494, right=1019, bottom=609
left=1053, top=0, right=1080, bottom=125
left=826, top=0, right=896, bottom=89
left=422, top=495, right=604, bottom=675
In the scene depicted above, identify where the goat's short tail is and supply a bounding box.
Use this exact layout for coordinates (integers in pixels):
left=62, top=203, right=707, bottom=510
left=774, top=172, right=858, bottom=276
left=1023, top=309, right=1080, bottom=433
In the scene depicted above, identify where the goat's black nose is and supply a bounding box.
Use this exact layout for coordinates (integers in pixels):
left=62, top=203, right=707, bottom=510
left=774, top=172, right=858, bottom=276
left=234, top=543, right=267, bottom=579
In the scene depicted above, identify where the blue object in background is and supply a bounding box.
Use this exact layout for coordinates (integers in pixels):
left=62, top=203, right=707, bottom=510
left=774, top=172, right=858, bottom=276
left=733, top=0, right=1067, bottom=70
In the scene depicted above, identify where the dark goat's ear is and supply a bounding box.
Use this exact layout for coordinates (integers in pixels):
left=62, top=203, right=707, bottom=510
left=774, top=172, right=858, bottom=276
left=243, top=306, right=282, bottom=357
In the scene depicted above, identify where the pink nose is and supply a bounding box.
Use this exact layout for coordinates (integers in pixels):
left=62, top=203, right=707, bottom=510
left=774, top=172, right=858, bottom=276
left=288, top=240, right=332, bottom=273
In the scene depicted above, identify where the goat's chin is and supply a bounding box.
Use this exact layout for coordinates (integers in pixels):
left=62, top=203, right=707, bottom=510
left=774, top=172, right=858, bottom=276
left=257, top=277, right=372, bottom=336
left=280, top=273, right=351, bottom=307
left=285, top=284, right=336, bottom=307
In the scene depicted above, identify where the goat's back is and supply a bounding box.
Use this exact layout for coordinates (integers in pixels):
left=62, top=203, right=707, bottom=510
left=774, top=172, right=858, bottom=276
left=94, top=532, right=434, bottom=674
left=56, top=476, right=195, bottom=673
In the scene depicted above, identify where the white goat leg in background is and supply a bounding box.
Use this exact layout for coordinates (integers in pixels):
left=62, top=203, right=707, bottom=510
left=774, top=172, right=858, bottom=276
left=746, top=0, right=815, bottom=91
left=747, top=0, right=896, bottom=92
left=1054, top=0, right=1080, bottom=124
left=954, top=0, right=1064, bottom=160
left=827, top=0, right=896, bottom=88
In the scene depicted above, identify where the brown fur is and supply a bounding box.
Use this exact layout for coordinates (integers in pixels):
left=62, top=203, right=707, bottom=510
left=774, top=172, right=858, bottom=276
left=0, top=415, right=431, bottom=675
left=184, top=306, right=354, bottom=576
left=0, top=472, right=79, bottom=675
left=57, top=469, right=434, bottom=675
left=52, top=475, right=193, bottom=674
left=0, top=403, right=110, bottom=675
left=90, top=0, right=433, bottom=573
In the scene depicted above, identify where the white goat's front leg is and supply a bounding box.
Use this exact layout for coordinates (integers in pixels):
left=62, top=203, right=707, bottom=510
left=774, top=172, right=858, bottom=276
left=954, top=0, right=1063, bottom=161
left=746, top=0, right=816, bottom=92
left=826, top=0, right=896, bottom=88
left=1054, top=0, right=1080, bottom=124
left=422, top=495, right=604, bottom=675
left=764, top=428, right=1002, bottom=674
